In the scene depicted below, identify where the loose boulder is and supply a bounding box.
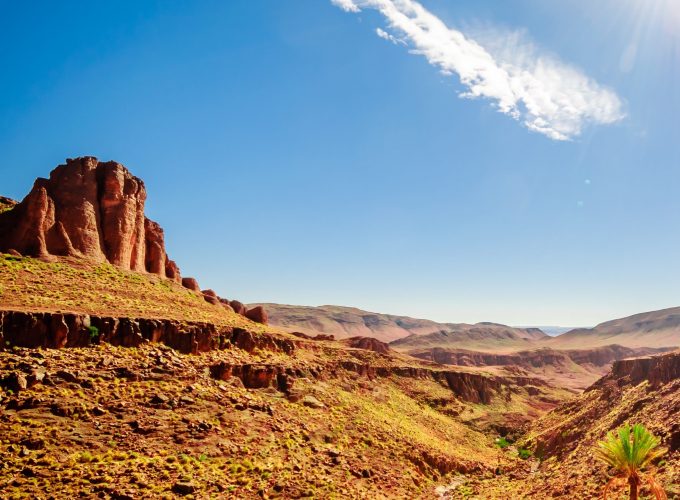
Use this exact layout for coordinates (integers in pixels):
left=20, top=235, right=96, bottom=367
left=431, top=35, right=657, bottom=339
left=181, top=277, right=201, bottom=292
left=229, top=300, right=246, bottom=315
left=245, top=306, right=268, bottom=325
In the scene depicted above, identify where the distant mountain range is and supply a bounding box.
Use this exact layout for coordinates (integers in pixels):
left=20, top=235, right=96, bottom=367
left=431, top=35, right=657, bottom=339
left=250, top=303, right=546, bottom=346
left=253, top=303, right=680, bottom=352
left=545, top=306, right=680, bottom=349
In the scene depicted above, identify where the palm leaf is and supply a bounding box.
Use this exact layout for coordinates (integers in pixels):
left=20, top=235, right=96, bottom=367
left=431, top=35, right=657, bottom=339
left=595, top=424, right=668, bottom=498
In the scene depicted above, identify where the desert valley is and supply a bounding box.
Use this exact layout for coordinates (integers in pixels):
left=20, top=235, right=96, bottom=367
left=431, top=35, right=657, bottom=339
left=0, top=158, right=677, bottom=499
left=2, top=1, right=680, bottom=498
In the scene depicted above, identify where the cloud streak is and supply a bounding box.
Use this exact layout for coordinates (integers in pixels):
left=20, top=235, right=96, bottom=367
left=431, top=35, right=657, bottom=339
left=331, top=0, right=625, bottom=140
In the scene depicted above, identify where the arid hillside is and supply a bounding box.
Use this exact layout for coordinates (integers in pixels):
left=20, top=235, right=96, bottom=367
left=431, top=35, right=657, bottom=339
left=252, top=303, right=547, bottom=345
left=0, top=158, right=577, bottom=498
left=259, top=302, right=680, bottom=353
left=545, top=306, right=680, bottom=349
left=468, top=350, right=680, bottom=498
left=390, top=325, right=548, bottom=353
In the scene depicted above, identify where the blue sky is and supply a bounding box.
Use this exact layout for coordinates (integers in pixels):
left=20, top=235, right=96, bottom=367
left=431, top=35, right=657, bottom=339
left=1, top=0, right=678, bottom=326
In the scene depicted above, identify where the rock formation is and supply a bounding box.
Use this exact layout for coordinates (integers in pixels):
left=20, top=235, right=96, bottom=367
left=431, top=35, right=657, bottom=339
left=0, top=310, right=293, bottom=355
left=343, top=336, right=391, bottom=354
left=0, top=157, right=179, bottom=281
left=0, top=157, right=269, bottom=324
left=230, top=300, right=246, bottom=315
left=245, top=306, right=268, bottom=325
left=181, top=277, right=201, bottom=292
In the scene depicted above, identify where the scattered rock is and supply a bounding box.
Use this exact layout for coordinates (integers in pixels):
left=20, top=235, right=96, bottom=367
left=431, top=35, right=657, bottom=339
left=3, top=372, right=28, bottom=393
left=286, top=391, right=303, bottom=403
left=245, top=306, right=268, bottom=325
left=179, top=396, right=195, bottom=405
left=181, top=277, right=200, bottom=292
left=150, top=394, right=170, bottom=405
left=302, top=395, right=325, bottom=409
left=55, top=370, right=79, bottom=383
left=172, top=482, right=196, bottom=495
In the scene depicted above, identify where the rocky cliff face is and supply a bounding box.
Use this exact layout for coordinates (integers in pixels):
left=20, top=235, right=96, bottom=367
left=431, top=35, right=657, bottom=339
left=0, top=157, right=268, bottom=324
left=0, top=310, right=551, bottom=405
left=602, top=349, right=680, bottom=388
left=409, top=345, right=668, bottom=370
left=0, top=310, right=291, bottom=355
left=0, top=157, right=180, bottom=281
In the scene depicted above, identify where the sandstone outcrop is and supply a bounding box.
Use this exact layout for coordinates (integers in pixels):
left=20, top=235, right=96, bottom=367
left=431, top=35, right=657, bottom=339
left=0, top=157, right=179, bottom=281
left=0, top=310, right=295, bottom=355
left=245, top=306, right=268, bottom=325
left=0, top=157, right=269, bottom=323
left=343, top=336, right=390, bottom=354
left=181, top=277, right=201, bottom=292
left=229, top=300, right=246, bottom=315
left=604, top=349, right=680, bottom=388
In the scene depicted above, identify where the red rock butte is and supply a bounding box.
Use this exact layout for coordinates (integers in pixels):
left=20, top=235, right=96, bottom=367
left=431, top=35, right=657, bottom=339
left=0, top=156, right=268, bottom=324
left=0, top=157, right=178, bottom=280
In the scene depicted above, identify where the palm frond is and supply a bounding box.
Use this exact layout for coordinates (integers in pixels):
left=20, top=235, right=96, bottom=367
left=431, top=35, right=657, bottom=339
left=644, top=473, right=668, bottom=500
left=595, top=424, right=668, bottom=498
left=602, top=475, right=625, bottom=500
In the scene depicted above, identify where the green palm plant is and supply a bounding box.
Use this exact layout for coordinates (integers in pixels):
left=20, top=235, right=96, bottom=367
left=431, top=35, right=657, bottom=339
left=595, top=424, right=667, bottom=500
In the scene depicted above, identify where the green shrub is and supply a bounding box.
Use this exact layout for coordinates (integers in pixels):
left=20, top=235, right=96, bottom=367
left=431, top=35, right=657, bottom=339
left=87, top=325, right=100, bottom=342
left=518, top=448, right=532, bottom=460
left=496, top=437, right=510, bottom=449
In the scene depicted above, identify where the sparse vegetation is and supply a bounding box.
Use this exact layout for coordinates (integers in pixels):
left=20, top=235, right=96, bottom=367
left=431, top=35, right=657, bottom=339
left=495, top=437, right=510, bottom=449
left=87, top=325, right=100, bottom=342
left=0, top=254, right=263, bottom=330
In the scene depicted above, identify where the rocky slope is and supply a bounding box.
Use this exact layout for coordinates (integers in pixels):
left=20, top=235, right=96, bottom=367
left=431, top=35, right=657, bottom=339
left=462, top=350, right=680, bottom=498
left=0, top=317, right=568, bottom=498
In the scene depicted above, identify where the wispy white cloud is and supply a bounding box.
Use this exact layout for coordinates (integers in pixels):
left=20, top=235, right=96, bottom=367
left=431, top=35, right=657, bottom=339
left=331, top=0, right=361, bottom=13
left=376, top=27, right=404, bottom=45
left=331, top=0, right=625, bottom=140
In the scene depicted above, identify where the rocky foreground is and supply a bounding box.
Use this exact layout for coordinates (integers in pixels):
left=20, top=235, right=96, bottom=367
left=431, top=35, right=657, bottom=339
left=1, top=331, right=676, bottom=499
left=0, top=334, right=533, bottom=499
